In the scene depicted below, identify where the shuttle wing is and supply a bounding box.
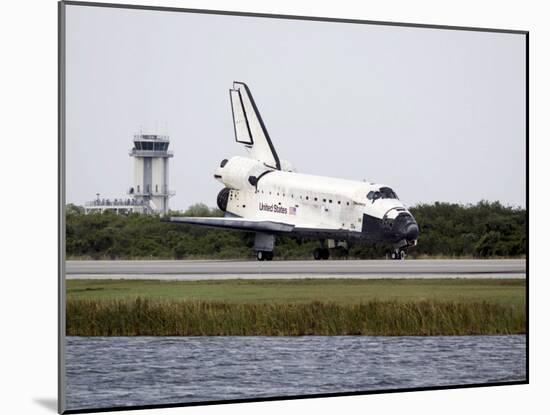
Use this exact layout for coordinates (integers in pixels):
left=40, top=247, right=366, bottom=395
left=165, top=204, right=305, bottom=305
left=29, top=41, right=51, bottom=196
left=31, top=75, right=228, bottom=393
left=229, top=82, right=281, bottom=170
left=168, top=216, right=294, bottom=233
left=169, top=217, right=356, bottom=239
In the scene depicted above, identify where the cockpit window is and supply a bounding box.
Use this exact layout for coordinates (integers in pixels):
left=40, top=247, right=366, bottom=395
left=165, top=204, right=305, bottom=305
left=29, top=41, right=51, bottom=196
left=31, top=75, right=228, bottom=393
left=380, top=187, right=398, bottom=199
left=367, top=191, right=381, bottom=201
left=367, top=187, right=398, bottom=201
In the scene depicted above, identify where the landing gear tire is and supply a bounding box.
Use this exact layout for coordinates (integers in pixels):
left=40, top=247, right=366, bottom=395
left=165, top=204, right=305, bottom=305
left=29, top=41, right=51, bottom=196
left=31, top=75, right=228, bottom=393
left=314, top=248, right=330, bottom=260
left=313, top=248, right=322, bottom=260
left=387, top=248, right=407, bottom=260
left=257, top=251, right=273, bottom=261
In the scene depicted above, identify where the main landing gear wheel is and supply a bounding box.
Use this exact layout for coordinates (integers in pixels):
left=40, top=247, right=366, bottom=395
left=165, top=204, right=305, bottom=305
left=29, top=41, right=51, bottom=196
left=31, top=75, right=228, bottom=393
left=313, top=248, right=321, bottom=260
left=313, top=248, right=330, bottom=260
left=256, top=251, right=273, bottom=261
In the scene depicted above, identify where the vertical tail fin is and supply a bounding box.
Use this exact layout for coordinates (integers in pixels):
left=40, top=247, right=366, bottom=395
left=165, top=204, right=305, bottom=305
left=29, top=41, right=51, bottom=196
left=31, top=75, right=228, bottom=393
left=229, top=82, right=281, bottom=170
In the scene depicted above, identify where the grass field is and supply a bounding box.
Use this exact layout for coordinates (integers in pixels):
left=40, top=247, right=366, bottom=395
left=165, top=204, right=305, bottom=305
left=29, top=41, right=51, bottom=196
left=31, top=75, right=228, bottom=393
left=67, top=278, right=525, bottom=305
left=66, top=278, right=526, bottom=336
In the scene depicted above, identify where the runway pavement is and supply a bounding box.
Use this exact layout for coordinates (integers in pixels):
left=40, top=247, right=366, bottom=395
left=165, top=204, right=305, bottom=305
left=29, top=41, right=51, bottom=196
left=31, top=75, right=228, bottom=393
left=65, top=259, right=526, bottom=280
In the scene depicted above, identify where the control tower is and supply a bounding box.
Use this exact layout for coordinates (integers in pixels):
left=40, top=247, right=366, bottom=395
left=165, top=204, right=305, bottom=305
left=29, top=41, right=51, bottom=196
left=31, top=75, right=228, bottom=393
left=129, top=133, right=174, bottom=215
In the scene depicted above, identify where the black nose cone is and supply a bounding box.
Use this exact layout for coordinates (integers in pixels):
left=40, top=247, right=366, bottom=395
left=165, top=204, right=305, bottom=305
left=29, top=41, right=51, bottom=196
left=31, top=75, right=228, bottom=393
left=405, top=223, right=419, bottom=241
left=393, top=213, right=419, bottom=241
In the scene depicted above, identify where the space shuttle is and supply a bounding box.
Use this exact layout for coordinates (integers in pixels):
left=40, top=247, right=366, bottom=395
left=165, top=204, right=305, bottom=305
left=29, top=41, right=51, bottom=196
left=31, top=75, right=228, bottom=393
left=169, top=82, right=419, bottom=260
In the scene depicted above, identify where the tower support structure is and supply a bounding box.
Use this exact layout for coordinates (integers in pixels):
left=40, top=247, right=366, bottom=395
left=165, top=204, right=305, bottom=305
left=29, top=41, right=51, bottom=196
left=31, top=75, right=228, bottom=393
left=129, top=134, right=174, bottom=215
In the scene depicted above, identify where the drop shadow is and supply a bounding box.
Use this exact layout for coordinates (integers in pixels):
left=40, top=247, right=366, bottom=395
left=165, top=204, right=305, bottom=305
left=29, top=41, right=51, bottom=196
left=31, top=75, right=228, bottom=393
left=34, top=398, right=58, bottom=412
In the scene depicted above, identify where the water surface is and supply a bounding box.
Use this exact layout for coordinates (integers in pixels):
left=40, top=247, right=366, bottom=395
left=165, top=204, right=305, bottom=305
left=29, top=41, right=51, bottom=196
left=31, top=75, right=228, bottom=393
left=66, top=335, right=526, bottom=411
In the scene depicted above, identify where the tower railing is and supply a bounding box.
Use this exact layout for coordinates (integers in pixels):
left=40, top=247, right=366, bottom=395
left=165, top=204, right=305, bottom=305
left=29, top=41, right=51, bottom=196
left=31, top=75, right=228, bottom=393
left=127, top=189, right=176, bottom=197
left=85, top=198, right=149, bottom=207
left=129, top=149, right=174, bottom=157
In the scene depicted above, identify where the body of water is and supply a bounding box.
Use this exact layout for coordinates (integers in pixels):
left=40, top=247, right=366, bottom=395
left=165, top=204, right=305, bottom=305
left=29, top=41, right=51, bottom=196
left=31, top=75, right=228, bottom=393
left=66, top=335, right=526, bottom=411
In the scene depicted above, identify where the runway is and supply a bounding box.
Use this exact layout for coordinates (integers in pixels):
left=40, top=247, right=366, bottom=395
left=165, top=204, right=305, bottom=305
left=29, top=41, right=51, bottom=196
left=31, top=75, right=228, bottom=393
left=65, top=259, right=526, bottom=280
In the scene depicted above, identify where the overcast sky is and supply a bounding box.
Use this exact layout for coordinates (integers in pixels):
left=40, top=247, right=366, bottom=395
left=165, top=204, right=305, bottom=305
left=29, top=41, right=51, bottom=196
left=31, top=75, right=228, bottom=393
left=65, top=5, right=526, bottom=210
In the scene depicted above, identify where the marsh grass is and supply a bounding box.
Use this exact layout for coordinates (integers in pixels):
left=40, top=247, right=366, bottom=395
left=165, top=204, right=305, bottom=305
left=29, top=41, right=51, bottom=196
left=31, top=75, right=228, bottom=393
left=66, top=298, right=525, bottom=336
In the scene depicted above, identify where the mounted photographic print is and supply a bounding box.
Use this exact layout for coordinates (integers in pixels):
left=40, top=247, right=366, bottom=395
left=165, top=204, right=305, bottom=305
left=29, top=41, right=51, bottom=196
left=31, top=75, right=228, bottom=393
left=59, top=1, right=528, bottom=413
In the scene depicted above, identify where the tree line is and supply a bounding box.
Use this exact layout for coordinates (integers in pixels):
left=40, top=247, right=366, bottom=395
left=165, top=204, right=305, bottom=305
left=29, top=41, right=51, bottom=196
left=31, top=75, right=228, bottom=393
left=65, top=201, right=526, bottom=260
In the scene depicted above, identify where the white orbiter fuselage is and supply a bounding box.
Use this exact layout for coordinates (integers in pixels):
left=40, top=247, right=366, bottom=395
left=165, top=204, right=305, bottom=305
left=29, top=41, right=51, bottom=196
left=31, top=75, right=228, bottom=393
left=170, top=82, right=419, bottom=260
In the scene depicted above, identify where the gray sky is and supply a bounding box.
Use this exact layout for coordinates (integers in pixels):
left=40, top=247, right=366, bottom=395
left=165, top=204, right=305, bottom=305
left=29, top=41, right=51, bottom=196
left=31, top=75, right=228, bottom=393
left=65, top=5, right=526, bottom=210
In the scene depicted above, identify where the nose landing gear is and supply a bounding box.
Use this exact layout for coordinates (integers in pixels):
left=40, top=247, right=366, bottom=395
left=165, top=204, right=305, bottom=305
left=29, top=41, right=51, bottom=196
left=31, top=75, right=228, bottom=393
left=386, top=238, right=417, bottom=260
left=386, top=247, right=408, bottom=260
